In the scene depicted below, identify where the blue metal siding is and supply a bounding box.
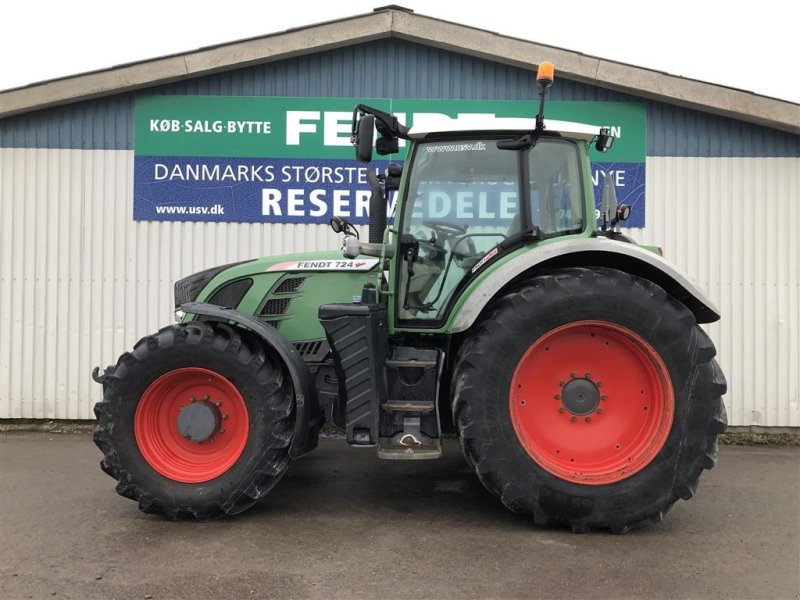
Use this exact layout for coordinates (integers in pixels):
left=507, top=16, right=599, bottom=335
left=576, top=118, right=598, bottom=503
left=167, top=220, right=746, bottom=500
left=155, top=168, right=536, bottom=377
left=0, top=96, right=134, bottom=150
left=2, top=38, right=797, bottom=156
left=647, top=102, right=799, bottom=156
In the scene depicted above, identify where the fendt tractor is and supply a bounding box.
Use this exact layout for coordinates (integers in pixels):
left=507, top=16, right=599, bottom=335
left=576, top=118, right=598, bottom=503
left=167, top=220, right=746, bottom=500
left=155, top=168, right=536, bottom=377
left=93, top=63, right=727, bottom=533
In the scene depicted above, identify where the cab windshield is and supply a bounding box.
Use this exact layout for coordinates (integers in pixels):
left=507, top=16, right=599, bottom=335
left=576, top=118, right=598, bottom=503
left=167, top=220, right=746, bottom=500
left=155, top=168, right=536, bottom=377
left=397, top=137, right=584, bottom=322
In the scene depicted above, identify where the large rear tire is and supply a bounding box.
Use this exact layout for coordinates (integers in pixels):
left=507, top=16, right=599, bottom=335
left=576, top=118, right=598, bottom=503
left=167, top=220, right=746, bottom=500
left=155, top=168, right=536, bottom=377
left=93, top=322, right=294, bottom=520
left=452, top=267, right=727, bottom=533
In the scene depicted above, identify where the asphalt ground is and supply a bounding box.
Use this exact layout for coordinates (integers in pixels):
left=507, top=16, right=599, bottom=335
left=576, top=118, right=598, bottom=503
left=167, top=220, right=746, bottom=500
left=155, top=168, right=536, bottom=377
left=0, top=432, right=798, bottom=600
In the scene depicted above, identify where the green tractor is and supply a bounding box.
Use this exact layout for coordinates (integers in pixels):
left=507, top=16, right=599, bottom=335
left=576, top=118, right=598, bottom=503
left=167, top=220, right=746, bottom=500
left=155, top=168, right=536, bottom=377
left=93, top=63, right=726, bottom=532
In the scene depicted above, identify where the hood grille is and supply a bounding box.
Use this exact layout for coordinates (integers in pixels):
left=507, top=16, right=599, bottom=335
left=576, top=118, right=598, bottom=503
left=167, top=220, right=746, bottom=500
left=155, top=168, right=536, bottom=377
left=274, top=276, right=305, bottom=294
left=258, top=275, right=308, bottom=329
left=260, top=297, right=292, bottom=316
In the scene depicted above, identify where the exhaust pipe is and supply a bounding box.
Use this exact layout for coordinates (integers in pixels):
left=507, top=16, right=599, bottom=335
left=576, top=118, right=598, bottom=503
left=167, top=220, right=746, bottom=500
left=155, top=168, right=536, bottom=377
left=367, top=169, right=386, bottom=244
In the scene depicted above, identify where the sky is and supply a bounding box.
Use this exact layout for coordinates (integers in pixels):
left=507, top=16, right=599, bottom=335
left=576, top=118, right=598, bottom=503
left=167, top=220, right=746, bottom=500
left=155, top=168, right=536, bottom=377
left=1, top=0, right=798, bottom=104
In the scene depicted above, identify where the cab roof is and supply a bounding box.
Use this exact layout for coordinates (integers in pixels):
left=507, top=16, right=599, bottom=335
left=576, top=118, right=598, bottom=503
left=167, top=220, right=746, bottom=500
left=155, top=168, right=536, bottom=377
left=407, top=114, right=601, bottom=141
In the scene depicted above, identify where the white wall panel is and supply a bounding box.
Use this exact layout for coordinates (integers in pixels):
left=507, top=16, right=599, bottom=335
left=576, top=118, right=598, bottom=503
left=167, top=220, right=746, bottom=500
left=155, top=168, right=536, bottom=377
left=0, top=148, right=340, bottom=419
left=1, top=149, right=798, bottom=425
left=632, top=157, right=799, bottom=427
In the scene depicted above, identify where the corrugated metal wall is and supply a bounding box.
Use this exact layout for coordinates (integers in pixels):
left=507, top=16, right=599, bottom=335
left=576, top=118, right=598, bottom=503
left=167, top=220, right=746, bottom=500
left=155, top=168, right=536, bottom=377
left=1, top=38, right=798, bottom=424
left=0, top=148, right=339, bottom=419
left=2, top=148, right=798, bottom=423
left=2, top=39, right=798, bottom=157
left=636, top=157, right=799, bottom=427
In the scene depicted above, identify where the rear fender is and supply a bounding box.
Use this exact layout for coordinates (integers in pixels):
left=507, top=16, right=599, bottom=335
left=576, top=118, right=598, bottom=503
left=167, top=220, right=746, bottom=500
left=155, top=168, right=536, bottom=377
left=182, top=302, right=319, bottom=459
left=450, top=237, right=721, bottom=332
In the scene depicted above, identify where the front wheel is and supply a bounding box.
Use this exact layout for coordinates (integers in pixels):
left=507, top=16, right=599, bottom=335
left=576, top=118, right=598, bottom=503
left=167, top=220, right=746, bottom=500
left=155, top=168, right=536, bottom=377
left=452, top=267, right=727, bottom=533
left=94, top=322, right=294, bottom=520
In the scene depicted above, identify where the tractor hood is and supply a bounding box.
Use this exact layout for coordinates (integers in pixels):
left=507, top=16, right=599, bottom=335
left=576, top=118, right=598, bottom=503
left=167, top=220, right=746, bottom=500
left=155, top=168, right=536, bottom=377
left=175, top=251, right=381, bottom=309
left=262, top=253, right=381, bottom=273
left=197, top=250, right=378, bottom=282
left=220, top=251, right=380, bottom=280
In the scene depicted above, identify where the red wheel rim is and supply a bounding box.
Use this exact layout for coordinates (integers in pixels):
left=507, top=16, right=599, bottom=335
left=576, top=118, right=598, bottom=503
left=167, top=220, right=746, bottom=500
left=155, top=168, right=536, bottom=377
left=509, top=321, right=674, bottom=485
left=134, top=367, right=249, bottom=483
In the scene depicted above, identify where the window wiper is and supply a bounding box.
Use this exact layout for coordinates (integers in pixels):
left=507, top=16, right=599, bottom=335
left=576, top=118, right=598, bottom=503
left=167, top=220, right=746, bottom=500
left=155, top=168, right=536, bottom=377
left=500, top=226, right=539, bottom=249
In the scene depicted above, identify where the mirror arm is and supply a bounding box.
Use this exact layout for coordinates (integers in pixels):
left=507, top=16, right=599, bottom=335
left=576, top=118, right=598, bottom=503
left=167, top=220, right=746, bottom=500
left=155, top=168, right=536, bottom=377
left=352, top=104, right=411, bottom=140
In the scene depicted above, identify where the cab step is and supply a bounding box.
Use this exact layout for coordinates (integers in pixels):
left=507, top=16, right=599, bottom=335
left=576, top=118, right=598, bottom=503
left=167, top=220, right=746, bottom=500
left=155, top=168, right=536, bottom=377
left=378, top=347, right=443, bottom=459
left=381, top=401, right=435, bottom=413
left=378, top=417, right=442, bottom=460
left=385, top=358, right=437, bottom=369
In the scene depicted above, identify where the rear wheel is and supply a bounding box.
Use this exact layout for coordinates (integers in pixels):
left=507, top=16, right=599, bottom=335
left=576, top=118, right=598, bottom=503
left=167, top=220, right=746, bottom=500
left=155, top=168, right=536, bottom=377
left=453, top=267, right=727, bottom=532
left=94, top=322, right=294, bottom=520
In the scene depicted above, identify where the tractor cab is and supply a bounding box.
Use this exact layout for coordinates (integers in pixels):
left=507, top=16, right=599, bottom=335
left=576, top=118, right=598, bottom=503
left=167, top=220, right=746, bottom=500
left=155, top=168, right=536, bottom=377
left=395, top=122, right=592, bottom=323
left=344, top=63, right=615, bottom=329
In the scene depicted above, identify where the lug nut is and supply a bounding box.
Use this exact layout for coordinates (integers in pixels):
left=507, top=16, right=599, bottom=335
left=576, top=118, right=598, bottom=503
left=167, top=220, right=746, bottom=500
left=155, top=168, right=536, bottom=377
left=209, top=436, right=215, bottom=444
left=571, top=416, right=577, bottom=422
left=596, top=408, right=603, bottom=415
left=222, top=414, right=228, bottom=420
left=570, top=372, right=577, bottom=378
left=601, top=395, right=608, bottom=401
left=215, top=400, right=222, bottom=407
left=585, top=372, right=592, bottom=379
left=189, top=396, right=196, bottom=403
left=559, top=380, right=565, bottom=387
left=203, top=394, right=210, bottom=401
left=554, top=393, right=561, bottom=400
left=218, top=427, right=225, bottom=434
left=559, top=407, right=566, bottom=414
left=596, top=381, right=603, bottom=387
left=585, top=416, right=592, bottom=423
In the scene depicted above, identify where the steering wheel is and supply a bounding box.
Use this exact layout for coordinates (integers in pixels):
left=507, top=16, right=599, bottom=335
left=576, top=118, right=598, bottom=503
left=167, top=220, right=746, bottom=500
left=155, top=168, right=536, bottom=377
left=450, top=236, right=481, bottom=269
left=415, top=221, right=482, bottom=269
left=411, top=232, right=447, bottom=263
left=422, top=220, right=473, bottom=264
left=423, top=220, right=467, bottom=236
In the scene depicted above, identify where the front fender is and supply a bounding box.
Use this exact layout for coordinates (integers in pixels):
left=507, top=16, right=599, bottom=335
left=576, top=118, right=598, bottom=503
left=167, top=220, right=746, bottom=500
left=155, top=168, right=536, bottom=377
left=181, top=302, right=319, bottom=459
left=449, top=237, right=720, bottom=332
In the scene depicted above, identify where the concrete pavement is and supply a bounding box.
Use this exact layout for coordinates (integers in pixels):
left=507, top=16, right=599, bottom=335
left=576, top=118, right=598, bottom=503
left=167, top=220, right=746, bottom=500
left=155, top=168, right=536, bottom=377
left=1, top=432, right=798, bottom=600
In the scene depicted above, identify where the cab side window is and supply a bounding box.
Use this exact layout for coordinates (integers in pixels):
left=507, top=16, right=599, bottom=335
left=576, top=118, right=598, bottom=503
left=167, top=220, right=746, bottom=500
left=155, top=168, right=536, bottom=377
left=399, top=140, right=520, bottom=320
left=529, top=139, right=584, bottom=235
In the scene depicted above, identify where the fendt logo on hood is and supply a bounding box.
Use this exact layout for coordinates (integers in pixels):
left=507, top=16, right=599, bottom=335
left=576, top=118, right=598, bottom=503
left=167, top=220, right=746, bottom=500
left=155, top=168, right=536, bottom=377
left=266, top=258, right=379, bottom=272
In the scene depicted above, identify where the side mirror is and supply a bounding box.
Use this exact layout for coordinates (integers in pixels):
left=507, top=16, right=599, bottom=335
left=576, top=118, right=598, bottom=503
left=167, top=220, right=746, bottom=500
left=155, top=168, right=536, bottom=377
left=354, top=114, right=375, bottom=163
left=376, top=136, right=399, bottom=155
left=601, top=171, right=618, bottom=215
left=595, top=127, right=615, bottom=153
left=600, top=170, right=618, bottom=231
left=384, top=163, right=403, bottom=192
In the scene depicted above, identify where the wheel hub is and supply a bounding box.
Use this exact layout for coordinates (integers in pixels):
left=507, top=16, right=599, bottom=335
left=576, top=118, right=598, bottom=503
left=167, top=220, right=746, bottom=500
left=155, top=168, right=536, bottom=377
left=177, top=400, right=220, bottom=442
left=135, top=367, right=248, bottom=483
left=508, top=321, right=675, bottom=485
left=561, top=378, right=600, bottom=416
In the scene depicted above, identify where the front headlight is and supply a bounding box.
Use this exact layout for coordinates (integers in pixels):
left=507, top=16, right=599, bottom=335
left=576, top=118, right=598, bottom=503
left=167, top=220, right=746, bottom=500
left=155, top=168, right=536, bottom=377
left=173, top=260, right=252, bottom=307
